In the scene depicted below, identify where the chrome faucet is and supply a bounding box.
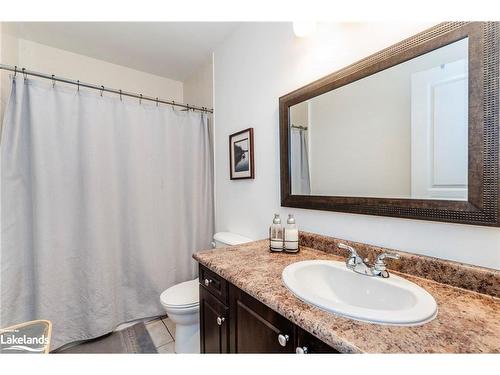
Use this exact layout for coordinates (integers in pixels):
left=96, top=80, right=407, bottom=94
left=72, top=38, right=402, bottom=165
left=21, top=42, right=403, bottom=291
left=337, top=243, right=400, bottom=278
left=337, top=243, right=363, bottom=270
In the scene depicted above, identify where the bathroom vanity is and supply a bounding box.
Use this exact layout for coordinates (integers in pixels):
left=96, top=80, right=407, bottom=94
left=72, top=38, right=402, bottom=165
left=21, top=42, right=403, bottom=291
left=199, top=264, right=337, bottom=353
left=194, top=232, right=500, bottom=353
left=194, top=22, right=500, bottom=354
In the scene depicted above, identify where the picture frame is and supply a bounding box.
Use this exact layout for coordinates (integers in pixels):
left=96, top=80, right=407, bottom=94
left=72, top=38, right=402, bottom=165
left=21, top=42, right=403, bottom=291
left=229, top=128, right=255, bottom=180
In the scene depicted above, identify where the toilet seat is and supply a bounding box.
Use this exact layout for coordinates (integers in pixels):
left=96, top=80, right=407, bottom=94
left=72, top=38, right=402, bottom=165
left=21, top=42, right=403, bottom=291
left=160, top=279, right=199, bottom=309
left=163, top=301, right=198, bottom=309
left=163, top=304, right=199, bottom=316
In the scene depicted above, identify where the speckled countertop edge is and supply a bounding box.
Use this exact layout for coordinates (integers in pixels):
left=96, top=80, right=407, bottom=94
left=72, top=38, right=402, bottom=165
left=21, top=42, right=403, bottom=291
left=299, top=231, right=500, bottom=298
left=193, top=240, right=500, bottom=353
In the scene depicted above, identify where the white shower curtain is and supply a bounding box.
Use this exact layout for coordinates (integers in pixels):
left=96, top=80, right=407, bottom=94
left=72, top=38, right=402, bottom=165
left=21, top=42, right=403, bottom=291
left=0, top=77, right=214, bottom=349
left=290, top=128, right=311, bottom=195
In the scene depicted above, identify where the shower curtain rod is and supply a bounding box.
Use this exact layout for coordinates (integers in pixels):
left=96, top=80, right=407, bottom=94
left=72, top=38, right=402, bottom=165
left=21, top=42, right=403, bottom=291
left=0, top=64, right=214, bottom=114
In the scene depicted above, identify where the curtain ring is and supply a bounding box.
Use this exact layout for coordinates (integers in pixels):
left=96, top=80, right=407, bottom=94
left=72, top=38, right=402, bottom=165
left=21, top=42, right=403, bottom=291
left=52, top=75, right=56, bottom=88
left=119, top=89, right=122, bottom=101
left=100, top=85, right=104, bottom=97
left=139, top=94, right=143, bottom=104
left=172, top=100, right=175, bottom=110
left=14, top=66, right=17, bottom=78
left=156, top=97, right=159, bottom=107
left=77, top=80, right=80, bottom=92
left=22, top=68, right=27, bottom=80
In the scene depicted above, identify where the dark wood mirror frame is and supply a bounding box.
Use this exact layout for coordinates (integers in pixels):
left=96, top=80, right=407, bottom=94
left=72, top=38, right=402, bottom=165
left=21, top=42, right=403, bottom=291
left=279, top=22, right=499, bottom=226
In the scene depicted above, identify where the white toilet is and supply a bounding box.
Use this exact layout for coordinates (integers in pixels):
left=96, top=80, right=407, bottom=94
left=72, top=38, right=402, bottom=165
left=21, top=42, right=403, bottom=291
left=160, top=232, right=252, bottom=353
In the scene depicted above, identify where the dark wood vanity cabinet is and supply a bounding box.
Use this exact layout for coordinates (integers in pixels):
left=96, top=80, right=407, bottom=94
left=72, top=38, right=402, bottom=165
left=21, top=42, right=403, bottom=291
left=295, top=326, right=338, bottom=354
left=199, top=286, right=229, bottom=353
left=229, top=284, right=295, bottom=353
left=198, top=264, right=338, bottom=354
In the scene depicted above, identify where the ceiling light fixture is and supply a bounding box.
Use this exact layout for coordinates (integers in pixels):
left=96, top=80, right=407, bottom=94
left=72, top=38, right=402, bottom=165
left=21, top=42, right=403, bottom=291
left=292, top=21, right=317, bottom=38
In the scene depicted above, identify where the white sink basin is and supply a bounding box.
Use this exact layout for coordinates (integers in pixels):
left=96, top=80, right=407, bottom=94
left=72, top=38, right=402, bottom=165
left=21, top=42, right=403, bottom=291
left=282, top=260, right=437, bottom=326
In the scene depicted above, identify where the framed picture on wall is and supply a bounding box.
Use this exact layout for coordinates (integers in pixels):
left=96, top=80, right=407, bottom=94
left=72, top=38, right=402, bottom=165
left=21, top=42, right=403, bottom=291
left=229, top=128, right=254, bottom=180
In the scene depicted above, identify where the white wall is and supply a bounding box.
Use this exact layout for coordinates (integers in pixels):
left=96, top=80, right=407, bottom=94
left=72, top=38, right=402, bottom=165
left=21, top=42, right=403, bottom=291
left=0, top=27, right=184, bottom=123
left=213, top=22, right=500, bottom=269
left=309, top=70, right=411, bottom=197
left=307, top=38, right=467, bottom=198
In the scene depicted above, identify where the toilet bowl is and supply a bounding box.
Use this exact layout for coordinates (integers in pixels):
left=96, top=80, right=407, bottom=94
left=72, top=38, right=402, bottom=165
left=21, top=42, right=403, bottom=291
left=160, top=279, right=200, bottom=353
left=160, top=232, right=252, bottom=353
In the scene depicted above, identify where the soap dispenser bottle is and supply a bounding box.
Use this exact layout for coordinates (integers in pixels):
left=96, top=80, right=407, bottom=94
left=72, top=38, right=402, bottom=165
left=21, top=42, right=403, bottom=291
left=284, top=214, right=299, bottom=253
left=269, top=214, right=284, bottom=252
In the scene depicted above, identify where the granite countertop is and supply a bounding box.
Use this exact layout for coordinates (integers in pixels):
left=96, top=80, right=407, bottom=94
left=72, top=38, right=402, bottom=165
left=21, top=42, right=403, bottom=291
left=193, top=240, right=500, bottom=353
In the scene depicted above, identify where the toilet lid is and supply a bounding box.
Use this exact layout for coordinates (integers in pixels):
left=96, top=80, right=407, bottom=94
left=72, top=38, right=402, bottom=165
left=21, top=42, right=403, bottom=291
left=213, top=232, right=253, bottom=246
left=160, top=279, right=199, bottom=308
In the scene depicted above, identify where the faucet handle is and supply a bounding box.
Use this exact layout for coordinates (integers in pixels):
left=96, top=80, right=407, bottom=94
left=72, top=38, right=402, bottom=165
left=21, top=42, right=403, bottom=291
left=374, top=252, right=400, bottom=273
left=338, top=243, right=360, bottom=269
left=338, top=243, right=358, bottom=256
left=372, top=252, right=400, bottom=278
left=375, top=252, right=400, bottom=263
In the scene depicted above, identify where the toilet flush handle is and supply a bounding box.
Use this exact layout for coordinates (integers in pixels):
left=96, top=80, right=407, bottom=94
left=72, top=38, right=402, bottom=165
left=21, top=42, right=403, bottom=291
left=204, top=278, right=212, bottom=287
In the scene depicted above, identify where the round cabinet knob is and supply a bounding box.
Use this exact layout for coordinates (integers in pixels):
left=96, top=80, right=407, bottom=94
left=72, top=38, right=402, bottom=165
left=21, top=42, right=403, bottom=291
left=204, top=278, right=212, bottom=286
left=217, top=316, right=225, bottom=326
left=277, top=333, right=289, bottom=347
left=296, top=346, right=308, bottom=354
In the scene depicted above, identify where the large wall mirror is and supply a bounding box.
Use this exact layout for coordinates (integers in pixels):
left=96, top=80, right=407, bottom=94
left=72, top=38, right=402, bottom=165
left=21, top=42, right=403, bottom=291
left=279, top=22, right=499, bottom=226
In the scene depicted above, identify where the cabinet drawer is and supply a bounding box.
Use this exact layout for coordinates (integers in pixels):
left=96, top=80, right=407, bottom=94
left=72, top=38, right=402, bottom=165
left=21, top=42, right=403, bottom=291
left=199, top=264, right=228, bottom=304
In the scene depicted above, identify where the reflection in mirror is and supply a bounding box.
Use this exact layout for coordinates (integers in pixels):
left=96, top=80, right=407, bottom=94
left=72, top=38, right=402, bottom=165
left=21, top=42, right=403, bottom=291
left=289, top=38, right=468, bottom=200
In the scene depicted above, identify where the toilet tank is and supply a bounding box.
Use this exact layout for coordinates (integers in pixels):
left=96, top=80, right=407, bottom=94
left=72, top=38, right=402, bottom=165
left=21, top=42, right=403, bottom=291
left=212, top=232, right=253, bottom=248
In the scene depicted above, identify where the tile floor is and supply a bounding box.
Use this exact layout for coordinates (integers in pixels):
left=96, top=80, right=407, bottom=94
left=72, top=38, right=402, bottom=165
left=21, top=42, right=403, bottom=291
left=145, top=315, right=176, bottom=353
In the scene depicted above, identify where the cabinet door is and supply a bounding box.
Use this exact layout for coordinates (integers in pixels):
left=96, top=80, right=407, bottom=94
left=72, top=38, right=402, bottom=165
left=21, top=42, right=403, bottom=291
left=295, top=327, right=339, bottom=354
left=229, top=284, right=295, bottom=353
left=199, top=286, right=229, bottom=353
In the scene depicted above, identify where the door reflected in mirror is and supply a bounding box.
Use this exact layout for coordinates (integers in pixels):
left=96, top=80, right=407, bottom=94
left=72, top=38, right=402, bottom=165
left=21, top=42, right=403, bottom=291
left=289, top=38, right=468, bottom=201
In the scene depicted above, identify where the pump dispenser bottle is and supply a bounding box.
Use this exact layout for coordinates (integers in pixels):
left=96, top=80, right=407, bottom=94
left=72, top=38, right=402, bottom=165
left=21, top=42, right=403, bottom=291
left=269, top=214, right=284, bottom=252
left=284, top=214, right=299, bottom=253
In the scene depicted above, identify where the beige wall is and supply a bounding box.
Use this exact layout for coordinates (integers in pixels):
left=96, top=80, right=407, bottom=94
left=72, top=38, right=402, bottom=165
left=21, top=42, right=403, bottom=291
left=182, top=54, right=214, bottom=142
left=0, top=28, right=18, bottom=123
left=0, top=25, right=184, bottom=124
left=183, top=55, right=213, bottom=110
left=0, top=23, right=2, bottom=121
left=182, top=55, right=215, bottom=202
left=289, top=101, right=308, bottom=127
